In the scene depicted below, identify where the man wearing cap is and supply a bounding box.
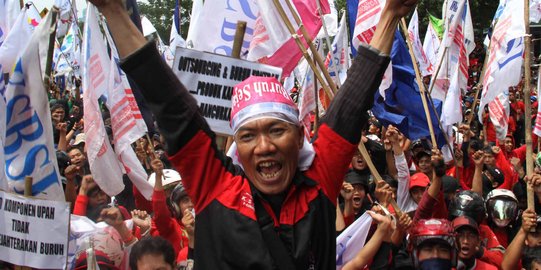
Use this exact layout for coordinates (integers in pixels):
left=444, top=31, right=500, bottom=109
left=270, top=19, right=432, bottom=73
left=89, top=0, right=417, bottom=268
left=453, top=216, right=498, bottom=270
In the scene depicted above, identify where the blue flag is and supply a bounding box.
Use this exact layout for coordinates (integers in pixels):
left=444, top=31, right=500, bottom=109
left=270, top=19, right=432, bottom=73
left=346, top=0, right=359, bottom=56
left=372, top=31, right=446, bottom=147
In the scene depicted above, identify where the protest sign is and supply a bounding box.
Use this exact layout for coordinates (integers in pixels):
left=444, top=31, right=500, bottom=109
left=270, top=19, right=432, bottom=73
left=0, top=190, right=70, bottom=269
left=173, top=47, right=282, bottom=135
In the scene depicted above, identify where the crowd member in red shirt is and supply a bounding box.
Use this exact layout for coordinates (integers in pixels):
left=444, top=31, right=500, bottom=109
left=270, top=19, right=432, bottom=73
left=149, top=158, right=194, bottom=263
left=482, top=145, right=517, bottom=190
left=485, top=189, right=519, bottom=248
left=453, top=216, right=498, bottom=270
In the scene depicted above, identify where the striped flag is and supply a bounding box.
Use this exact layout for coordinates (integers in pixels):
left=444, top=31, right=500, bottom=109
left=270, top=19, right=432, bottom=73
left=3, top=10, right=64, bottom=199
left=82, top=4, right=125, bottom=196
left=423, top=20, right=441, bottom=76
left=325, top=14, right=351, bottom=85
left=103, top=26, right=153, bottom=200
left=407, top=9, right=432, bottom=76
left=247, top=0, right=329, bottom=77
left=350, top=0, right=392, bottom=98
left=478, top=0, right=525, bottom=140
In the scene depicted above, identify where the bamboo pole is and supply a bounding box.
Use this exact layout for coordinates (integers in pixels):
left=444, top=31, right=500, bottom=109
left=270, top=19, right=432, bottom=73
left=428, top=47, right=449, bottom=96
left=283, top=0, right=338, bottom=94
left=224, top=21, right=248, bottom=153
left=524, top=0, right=535, bottom=212
left=270, top=0, right=334, bottom=100
left=398, top=19, right=438, bottom=148
left=358, top=142, right=402, bottom=216
left=313, top=70, right=320, bottom=134
left=14, top=177, right=33, bottom=270
left=315, top=1, right=342, bottom=89
left=44, top=7, right=59, bottom=89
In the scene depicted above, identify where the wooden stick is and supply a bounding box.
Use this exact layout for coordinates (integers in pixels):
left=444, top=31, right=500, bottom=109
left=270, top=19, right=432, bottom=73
left=358, top=141, right=402, bottom=216
left=24, top=176, right=33, bottom=197
left=313, top=69, right=320, bottom=134
left=270, top=0, right=334, bottom=101
left=224, top=21, right=248, bottom=153
left=283, top=0, right=338, bottom=94
left=399, top=19, right=437, bottom=148
left=44, top=7, right=59, bottom=90
left=524, top=0, right=535, bottom=212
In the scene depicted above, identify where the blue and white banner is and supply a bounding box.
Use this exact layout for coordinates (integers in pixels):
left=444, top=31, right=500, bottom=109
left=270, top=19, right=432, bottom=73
left=3, top=10, right=64, bottom=199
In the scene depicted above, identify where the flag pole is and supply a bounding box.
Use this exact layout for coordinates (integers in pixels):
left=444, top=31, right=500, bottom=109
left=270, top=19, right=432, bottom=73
left=358, top=142, right=403, bottom=217
left=398, top=19, right=438, bottom=148
left=283, top=0, right=338, bottom=94
left=427, top=47, right=449, bottom=96
left=225, top=21, right=247, bottom=153
left=44, top=6, right=60, bottom=89
left=270, top=0, right=335, bottom=100
left=315, top=1, right=342, bottom=88
left=523, top=0, right=535, bottom=212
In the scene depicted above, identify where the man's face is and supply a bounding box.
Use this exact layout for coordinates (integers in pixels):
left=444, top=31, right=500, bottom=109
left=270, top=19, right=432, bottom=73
left=178, top=196, right=194, bottom=216
left=418, top=241, right=452, bottom=261
left=351, top=152, right=367, bottom=170
left=235, top=118, right=303, bottom=195
left=509, top=91, right=516, bottom=102
left=352, top=184, right=366, bottom=211
left=527, top=228, right=541, bottom=248
left=503, top=138, right=514, bottom=153
left=483, top=153, right=496, bottom=166
left=68, top=148, right=86, bottom=168
left=417, top=156, right=432, bottom=175
left=137, top=254, right=173, bottom=270
left=456, top=227, right=480, bottom=260
left=410, top=186, right=425, bottom=204
left=368, top=124, right=380, bottom=135
left=51, top=108, right=65, bottom=123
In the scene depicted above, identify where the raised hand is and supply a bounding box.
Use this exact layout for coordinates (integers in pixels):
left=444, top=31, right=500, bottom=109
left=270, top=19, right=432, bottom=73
left=472, top=150, right=485, bottom=168
left=383, top=0, right=418, bottom=18
left=131, top=209, right=151, bottom=233
left=341, top=182, right=354, bottom=201
left=182, top=209, right=195, bottom=237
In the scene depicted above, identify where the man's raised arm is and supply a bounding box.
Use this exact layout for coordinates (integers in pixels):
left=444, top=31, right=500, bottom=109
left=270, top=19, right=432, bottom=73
left=319, top=0, right=417, bottom=144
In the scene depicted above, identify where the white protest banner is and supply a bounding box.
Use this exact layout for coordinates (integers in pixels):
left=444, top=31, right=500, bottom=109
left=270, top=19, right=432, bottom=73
left=0, top=190, right=70, bottom=268
left=173, top=47, right=282, bottom=135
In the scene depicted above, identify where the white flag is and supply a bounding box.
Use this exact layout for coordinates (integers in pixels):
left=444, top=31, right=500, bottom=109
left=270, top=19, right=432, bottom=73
left=0, top=0, right=22, bottom=38
left=0, top=5, right=41, bottom=73
left=478, top=0, right=525, bottom=141
left=430, top=0, right=467, bottom=102
left=316, top=0, right=338, bottom=38
left=325, top=14, right=351, bottom=85
left=186, top=0, right=204, bottom=48
left=82, top=5, right=125, bottom=196
left=423, top=21, right=441, bottom=75
left=351, top=0, right=392, bottom=98
left=186, top=0, right=258, bottom=57
left=336, top=213, right=373, bottom=269
left=408, top=9, right=432, bottom=77
left=296, top=59, right=316, bottom=135
left=55, top=0, right=78, bottom=37
left=103, top=28, right=153, bottom=200
left=247, top=0, right=300, bottom=61
left=4, top=10, right=64, bottom=199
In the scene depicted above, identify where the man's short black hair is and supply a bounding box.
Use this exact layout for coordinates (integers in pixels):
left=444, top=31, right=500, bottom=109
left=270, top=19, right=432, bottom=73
left=129, top=237, right=175, bottom=270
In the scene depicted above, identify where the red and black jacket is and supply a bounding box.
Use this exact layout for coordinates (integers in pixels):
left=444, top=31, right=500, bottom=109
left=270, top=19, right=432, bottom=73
left=121, top=42, right=389, bottom=270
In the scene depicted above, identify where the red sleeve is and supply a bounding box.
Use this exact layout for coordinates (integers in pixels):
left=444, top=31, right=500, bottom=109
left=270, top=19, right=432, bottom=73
left=479, top=224, right=504, bottom=268
left=133, top=186, right=153, bottom=213
left=431, top=192, right=448, bottom=220
left=305, top=124, right=356, bottom=204
left=413, top=191, right=439, bottom=223
left=480, top=249, right=503, bottom=268
left=73, top=195, right=88, bottom=216
left=152, top=189, right=184, bottom=256
left=495, top=151, right=517, bottom=190
left=513, top=145, right=527, bottom=164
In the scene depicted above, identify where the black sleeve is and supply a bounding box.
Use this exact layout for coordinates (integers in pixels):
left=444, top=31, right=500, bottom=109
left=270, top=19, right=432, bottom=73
left=319, top=45, right=390, bottom=144
left=120, top=42, right=211, bottom=156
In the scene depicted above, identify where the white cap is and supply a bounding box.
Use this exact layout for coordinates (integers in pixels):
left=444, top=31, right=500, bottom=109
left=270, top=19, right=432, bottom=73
left=73, top=133, right=86, bottom=146
left=148, top=169, right=182, bottom=187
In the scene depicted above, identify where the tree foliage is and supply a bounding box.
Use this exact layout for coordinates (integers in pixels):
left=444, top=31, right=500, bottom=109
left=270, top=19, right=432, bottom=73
left=137, top=0, right=192, bottom=44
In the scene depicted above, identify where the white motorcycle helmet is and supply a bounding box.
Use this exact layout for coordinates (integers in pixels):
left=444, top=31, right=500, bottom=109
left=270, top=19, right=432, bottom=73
left=485, top=189, right=518, bottom=228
